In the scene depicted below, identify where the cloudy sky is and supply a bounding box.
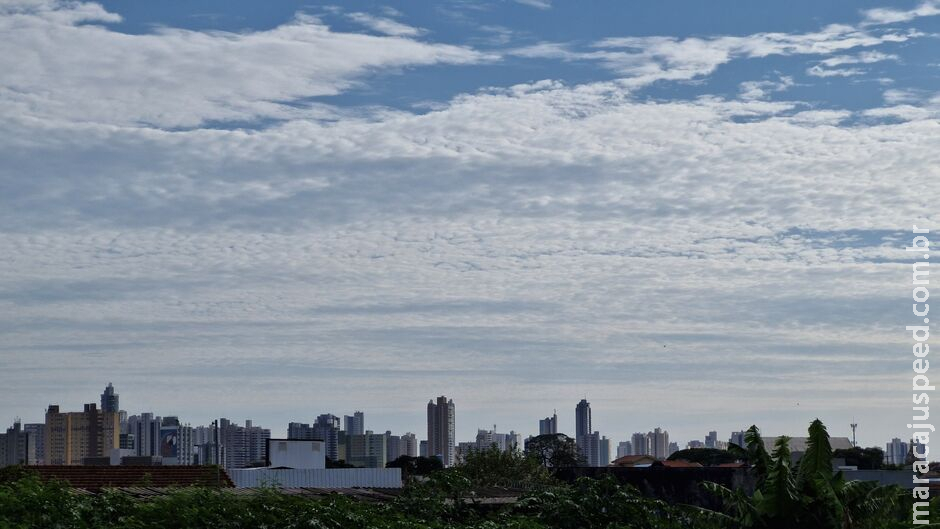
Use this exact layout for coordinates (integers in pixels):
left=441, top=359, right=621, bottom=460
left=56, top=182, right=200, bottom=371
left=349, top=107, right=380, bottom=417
left=1, top=0, right=938, bottom=449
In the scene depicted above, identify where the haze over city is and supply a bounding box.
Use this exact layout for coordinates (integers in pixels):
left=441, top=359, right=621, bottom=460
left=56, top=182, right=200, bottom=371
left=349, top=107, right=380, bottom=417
left=2, top=0, right=940, bottom=450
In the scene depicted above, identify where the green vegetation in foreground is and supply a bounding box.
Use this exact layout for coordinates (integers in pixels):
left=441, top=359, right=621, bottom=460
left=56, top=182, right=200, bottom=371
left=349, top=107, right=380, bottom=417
left=0, top=419, right=921, bottom=529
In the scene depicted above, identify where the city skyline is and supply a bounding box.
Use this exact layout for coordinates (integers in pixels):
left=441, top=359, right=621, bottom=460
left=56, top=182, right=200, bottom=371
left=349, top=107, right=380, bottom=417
left=3, top=382, right=893, bottom=453
left=1, top=0, right=938, bottom=449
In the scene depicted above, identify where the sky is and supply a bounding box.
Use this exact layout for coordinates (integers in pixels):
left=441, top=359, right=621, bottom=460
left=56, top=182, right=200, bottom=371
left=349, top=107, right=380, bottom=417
left=0, top=0, right=938, bottom=450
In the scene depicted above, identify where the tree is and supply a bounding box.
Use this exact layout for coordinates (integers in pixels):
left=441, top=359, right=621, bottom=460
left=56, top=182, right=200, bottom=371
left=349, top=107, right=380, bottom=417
left=457, top=444, right=551, bottom=487
left=387, top=455, right=444, bottom=479
left=525, top=434, right=582, bottom=468
left=833, top=447, right=884, bottom=470
left=668, top=448, right=740, bottom=466
left=704, top=419, right=906, bottom=529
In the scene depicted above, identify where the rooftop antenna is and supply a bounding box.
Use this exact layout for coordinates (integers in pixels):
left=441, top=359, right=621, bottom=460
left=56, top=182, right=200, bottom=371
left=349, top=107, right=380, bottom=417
left=850, top=420, right=858, bottom=448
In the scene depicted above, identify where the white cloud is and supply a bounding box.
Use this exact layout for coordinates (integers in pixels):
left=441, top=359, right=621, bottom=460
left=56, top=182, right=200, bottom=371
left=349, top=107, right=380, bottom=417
left=514, top=24, right=920, bottom=89
left=513, top=0, right=552, bottom=9
left=862, top=0, right=940, bottom=25
left=0, top=1, right=490, bottom=128
left=346, top=12, right=426, bottom=37
left=739, top=76, right=794, bottom=100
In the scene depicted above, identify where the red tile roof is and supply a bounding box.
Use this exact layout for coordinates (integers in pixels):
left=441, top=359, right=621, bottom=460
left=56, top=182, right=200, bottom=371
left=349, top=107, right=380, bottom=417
left=26, top=466, right=233, bottom=490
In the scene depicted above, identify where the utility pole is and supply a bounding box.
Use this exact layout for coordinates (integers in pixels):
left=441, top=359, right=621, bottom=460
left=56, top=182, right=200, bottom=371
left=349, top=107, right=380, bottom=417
left=850, top=421, right=858, bottom=448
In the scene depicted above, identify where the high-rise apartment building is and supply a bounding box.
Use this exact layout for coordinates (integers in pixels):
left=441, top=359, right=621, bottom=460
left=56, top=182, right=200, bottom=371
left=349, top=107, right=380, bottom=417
left=575, top=399, right=592, bottom=463
left=100, top=383, right=119, bottom=413
left=128, top=413, right=161, bottom=457
left=539, top=412, right=558, bottom=435
left=705, top=430, right=718, bottom=449
left=401, top=432, right=418, bottom=457
left=344, top=412, right=364, bottom=436
left=43, top=403, right=119, bottom=465
left=288, top=422, right=315, bottom=440
left=347, top=430, right=387, bottom=468
left=313, top=414, right=340, bottom=461
left=159, top=416, right=194, bottom=465
left=631, top=432, right=650, bottom=456
left=648, top=427, right=670, bottom=460
left=475, top=427, right=522, bottom=453
left=616, top=440, right=633, bottom=459
left=24, top=423, right=44, bottom=465
left=886, top=437, right=909, bottom=466
left=729, top=431, right=746, bottom=448
left=0, top=421, right=36, bottom=467
left=427, top=396, right=455, bottom=467
left=218, top=418, right=270, bottom=469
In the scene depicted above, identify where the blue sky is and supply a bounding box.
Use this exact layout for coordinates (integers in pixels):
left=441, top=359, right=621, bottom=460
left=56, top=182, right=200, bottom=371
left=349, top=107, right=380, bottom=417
left=0, top=0, right=938, bottom=449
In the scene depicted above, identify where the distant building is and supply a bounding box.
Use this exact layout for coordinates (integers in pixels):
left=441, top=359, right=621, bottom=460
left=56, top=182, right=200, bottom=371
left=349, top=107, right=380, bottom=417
left=616, top=441, right=633, bottom=459
left=648, top=428, right=670, bottom=460
left=599, top=435, right=611, bottom=466
left=24, top=423, right=44, bottom=465
left=427, top=396, right=455, bottom=467
left=705, top=431, right=718, bottom=449
left=159, top=416, right=194, bottom=465
left=0, top=421, right=36, bottom=467
left=128, top=413, right=161, bottom=457
left=687, top=440, right=705, bottom=449
left=631, top=432, right=650, bottom=456
left=218, top=418, right=270, bottom=469
left=100, top=383, right=119, bottom=413
left=455, top=441, right=477, bottom=463
left=667, top=442, right=679, bottom=457
left=44, top=403, right=119, bottom=465
left=344, top=412, right=364, bottom=436
left=729, top=431, right=746, bottom=448
left=419, top=440, right=428, bottom=458
left=401, top=432, right=418, bottom=458
left=287, top=422, right=315, bottom=440
left=313, top=414, right=341, bottom=461
left=886, top=438, right=909, bottom=466
left=539, top=412, right=558, bottom=435
left=475, top=426, right=522, bottom=453
left=346, top=431, right=386, bottom=468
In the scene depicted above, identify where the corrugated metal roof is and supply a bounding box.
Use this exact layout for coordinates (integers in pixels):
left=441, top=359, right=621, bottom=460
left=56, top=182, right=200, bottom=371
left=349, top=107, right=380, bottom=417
left=227, top=468, right=402, bottom=489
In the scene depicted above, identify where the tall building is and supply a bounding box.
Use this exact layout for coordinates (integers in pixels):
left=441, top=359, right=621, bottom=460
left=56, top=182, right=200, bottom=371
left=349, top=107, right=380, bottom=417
left=385, top=431, right=402, bottom=463
left=313, top=414, right=340, bottom=461
left=668, top=442, right=679, bottom=457
left=344, top=412, right=364, bottom=436
left=218, top=418, right=270, bottom=469
left=401, top=432, right=418, bottom=458
left=729, top=431, right=746, bottom=448
left=427, top=396, right=455, bottom=467
left=159, top=416, right=194, bottom=465
left=575, top=399, right=591, bottom=463
left=192, top=424, right=220, bottom=465
left=128, top=413, right=162, bottom=457
left=539, top=412, right=558, bottom=435
left=598, top=435, right=611, bottom=466
left=24, top=423, right=44, bottom=465
left=100, top=383, right=119, bottom=413
left=347, top=430, right=387, bottom=468
left=886, top=437, right=909, bottom=466
left=43, top=403, right=119, bottom=465
left=419, top=440, right=428, bottom=458
left=648, top=428, right=670, bottom=460
left=631, top=432, right=650, bottom=456
left=705, top=431, right=718, bottom=449
left=0, top=421, right=36, bottom=467
left=616, top=441, right=633, bottom=459
left=475, top=426, right=522, bottom=453
left=580, top=431, right=609, bottom=466
left=288, top=422, right=315, bottom=440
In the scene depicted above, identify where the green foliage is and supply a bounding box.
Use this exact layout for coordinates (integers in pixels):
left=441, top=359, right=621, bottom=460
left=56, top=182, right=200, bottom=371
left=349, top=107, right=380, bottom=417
left=667, top=448, right=739, bottom=466
left=524, top=434, right=582, bottom=468
left=386, top=455, right=444, bottom=479
left=833, top=447, right=884, bottom=470
left=456, top=445, right=552, bottom=487
left=704, top=419, right=909, bottom=529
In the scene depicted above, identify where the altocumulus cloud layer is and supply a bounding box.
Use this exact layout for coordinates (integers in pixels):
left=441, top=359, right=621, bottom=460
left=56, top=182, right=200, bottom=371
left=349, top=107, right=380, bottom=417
left=0, top=0, right=938, bottom=445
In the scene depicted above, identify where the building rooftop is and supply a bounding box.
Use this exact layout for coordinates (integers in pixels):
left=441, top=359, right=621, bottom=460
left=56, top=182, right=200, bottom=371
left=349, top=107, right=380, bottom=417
left=25, top=466, right=233, bottom=490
